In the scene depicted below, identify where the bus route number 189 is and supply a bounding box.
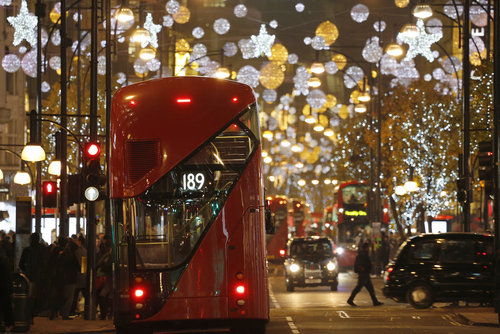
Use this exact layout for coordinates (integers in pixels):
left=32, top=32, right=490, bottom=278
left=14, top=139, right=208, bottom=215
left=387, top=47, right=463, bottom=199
left=181, top=172, right=206, bottom=191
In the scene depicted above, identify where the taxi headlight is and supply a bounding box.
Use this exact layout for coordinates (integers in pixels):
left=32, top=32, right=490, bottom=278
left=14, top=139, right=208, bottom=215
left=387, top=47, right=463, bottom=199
left=336, top=247, right=344, bottom=255
left=327, top=262, right=336, bottom=271
left=290, top=264, right=300, bottom=273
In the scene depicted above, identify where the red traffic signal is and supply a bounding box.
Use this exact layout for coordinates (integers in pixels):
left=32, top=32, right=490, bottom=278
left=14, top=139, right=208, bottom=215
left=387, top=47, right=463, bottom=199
left=85, top=142, right=100, bottom=158
left=42, top=181, right=57, bottom=207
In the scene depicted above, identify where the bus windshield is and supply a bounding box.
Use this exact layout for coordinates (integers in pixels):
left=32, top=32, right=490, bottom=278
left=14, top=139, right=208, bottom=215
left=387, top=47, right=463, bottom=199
left=113, top=105, right=259, bottom=270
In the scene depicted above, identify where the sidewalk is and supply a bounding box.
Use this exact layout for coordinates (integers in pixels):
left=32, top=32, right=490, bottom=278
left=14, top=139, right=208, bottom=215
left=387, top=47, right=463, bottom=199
left=454, top=307, right=499, bottom=327
left=27, top=316, right=115, bottom=334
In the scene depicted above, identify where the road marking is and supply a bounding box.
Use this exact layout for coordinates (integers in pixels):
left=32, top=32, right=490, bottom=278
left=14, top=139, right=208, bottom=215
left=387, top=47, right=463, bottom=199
left=337, top=311, right=350, bottom=319
left=286, top=316, right=300, bottom=334
left=442, top=314, right=466, bottom=327
left=268, top=284, right=281, bottom=309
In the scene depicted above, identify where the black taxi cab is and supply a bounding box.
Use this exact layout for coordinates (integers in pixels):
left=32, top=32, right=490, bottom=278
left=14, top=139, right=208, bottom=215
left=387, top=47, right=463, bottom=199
left=383, top=233, right=494, bottom=308
left=284, top=236, right=339, bottom=292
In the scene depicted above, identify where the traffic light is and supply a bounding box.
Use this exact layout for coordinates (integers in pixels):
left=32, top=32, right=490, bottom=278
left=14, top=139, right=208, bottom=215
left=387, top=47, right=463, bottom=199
left=456, top=177, right=467, bottom=204
left=478, top=140, right=494, bottom=197
left=42, top=181, right=57, bottom=207
left=68, top=174, right=83, bottom=205
left=83, top=142, right=101, bottom=201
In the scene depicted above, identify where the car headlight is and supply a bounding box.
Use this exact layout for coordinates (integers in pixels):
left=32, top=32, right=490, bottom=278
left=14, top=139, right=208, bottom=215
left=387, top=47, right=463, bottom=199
left=327, top=262, right=336, bottom=271
left=290, top=264, right=300, bottom=272
left=336, top=247, right=344, bottom=255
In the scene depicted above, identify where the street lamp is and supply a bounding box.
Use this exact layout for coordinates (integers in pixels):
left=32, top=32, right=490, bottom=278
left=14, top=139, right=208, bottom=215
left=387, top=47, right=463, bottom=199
left=412, top=4, right=433, bottom=19
left=14, top=163, right=31, bottom=185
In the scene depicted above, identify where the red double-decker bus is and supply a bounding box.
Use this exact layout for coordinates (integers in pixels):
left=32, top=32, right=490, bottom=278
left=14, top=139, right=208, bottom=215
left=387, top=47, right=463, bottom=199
left=110, top=77, right=271, bottom=334
left=265, top=195, right=289, bottom=262
left=328, top=181, right=389, bottom=271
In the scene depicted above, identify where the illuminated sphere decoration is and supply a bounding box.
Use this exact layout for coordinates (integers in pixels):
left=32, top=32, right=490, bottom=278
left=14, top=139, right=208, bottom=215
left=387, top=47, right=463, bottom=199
left=324, top=61, right=338, bottom=75
left=311, top=36, right=326, bottom=50
left=163, top=15, right=174, bottom=27
left=172, top=6, right=190, bottom=24
left=41, top=81, right=50, bottom=92
left=259, top=62, right=284, bottom=90
left=325, top=94, right=337, bottom=108
left=223, top=42, right=238, bottom=57
left=332, top=54, right=347, bottom=70
left=214, top=18, right=230, bottom=35
left=470, top=36, right=485, bottom=55
left=288, top=53, right=299, bottom=64
left=350, top=4, right=369, bottom=23
left=146, top=58, right=161, bottom=72
left=315, top=21, right=339, bottom=46
left=442, top=56, right=462, bottom=74
left=191, top=43, right=207, bottom=60
left=97, top=55, right=107, bottom=75
left=21, top=50, right=38, bottom=78
left=306, top=89, right=327, bottom=110
left=338, top=106, right=349, bottom=119
left=444, top=0, right=463, bottom=19
left=343, top=66, right=364, bottom=89
left=295, top=3, right=305, bottom=12
left=373, top=21, right=386, bottom=32
left=134, top=58, right=148, bottom=74
left=234, top=4, right=247, bottom=18
left=262, top=89, right=277, bottom=104
left=192, top=27, right=204, bottom=39
left=270, top=20, right=278, bottom=29
left=238, top=39, right=257, bottom=59
left=425, top=18, right=443, bottom=34
left=395, top=0, right=410, bottom=8
left=165, top=0, right=180, bottom=15
left=51, top=29, right=61, bottom=46
left=362, top=36, right=383, bottom=63
left=236, top=65, right=260, bottom=88
left=2, top=54, right=21, bottom=73
left=303, top=37, right=312, bottom=45
left=0, top=0, right=12, bottom=5
left=49, top=56, right=61, bottom=71
left=269, top=43, right=288, bottom=66
left=470, top=11, right=487, bottom=27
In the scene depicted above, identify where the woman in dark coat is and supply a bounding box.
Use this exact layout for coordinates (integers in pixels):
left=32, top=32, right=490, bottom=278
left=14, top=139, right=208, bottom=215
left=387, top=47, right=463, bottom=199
left=0, top=246, right=14, bottom=332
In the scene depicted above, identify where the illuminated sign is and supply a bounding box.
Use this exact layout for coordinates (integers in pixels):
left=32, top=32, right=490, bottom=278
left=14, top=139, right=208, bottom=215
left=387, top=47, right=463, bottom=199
left=181, top=171, right=206, bottom=191
left=344, top=210, right=367, bottom=217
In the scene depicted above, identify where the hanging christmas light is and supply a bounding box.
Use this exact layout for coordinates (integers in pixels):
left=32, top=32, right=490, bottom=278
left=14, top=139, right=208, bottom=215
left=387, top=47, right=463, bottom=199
left=143, top=13, right=162, bottom=48
left=399, top=19, right=442, bottom=62
left=7, top=0, right=38, bottom=47
left=251, top=24, right=275, bottom=58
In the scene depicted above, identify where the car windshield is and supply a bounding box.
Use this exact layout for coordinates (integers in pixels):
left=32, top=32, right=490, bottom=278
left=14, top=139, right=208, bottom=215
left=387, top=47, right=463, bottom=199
left=290, top=241, right=333, bottom=259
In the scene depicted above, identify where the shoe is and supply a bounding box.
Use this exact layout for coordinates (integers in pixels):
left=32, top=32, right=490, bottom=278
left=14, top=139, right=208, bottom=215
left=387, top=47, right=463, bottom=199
left=347, top=300, right=357, bottom=307
left=62, top=317, right=74, bottom=320
left=373, top=301, right=384, bottom=306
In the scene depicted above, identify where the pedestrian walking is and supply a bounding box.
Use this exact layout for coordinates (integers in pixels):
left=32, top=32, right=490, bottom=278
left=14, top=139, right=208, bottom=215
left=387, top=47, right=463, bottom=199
left=0, top=245, right=14, bottom=333
left=19, top=232, right=47, bottom=324
left=347, top=242, right=384, bottom=307
left=46, top=236, right=67, bottom=320
left=58, top=241, right=80, bottom=320
left=380, top=234, right=390, bottom=273
left=70, top=235, right=87, bottom=316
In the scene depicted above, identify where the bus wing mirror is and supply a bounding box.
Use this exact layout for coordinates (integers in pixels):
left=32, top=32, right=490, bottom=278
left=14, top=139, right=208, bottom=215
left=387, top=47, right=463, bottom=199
left=265, top=210, right=275, bottom=234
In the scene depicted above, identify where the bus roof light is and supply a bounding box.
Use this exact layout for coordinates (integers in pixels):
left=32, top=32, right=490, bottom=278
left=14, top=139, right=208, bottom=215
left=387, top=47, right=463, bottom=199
left=232, top=97, right=238, bottom=102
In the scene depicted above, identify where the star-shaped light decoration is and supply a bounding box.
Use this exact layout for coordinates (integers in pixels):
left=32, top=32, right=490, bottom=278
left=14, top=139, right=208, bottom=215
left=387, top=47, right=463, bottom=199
left=251, top=24, right=275, bottom=58
left=142, top=13, right=162, bottom=48
left=7, top=0, right=38, bottom=47
left=399, top=19, right=442, bottom=62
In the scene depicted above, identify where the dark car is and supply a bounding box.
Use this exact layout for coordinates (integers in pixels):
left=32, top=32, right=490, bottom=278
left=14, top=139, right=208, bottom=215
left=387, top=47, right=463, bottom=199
left=284, top=236, right=339, bottom=292
left=383, top=233, right=494, bottom=309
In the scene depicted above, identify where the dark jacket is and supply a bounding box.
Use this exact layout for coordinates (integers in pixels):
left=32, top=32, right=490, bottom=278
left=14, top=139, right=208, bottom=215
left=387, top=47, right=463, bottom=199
left=57, top=246, right=80, bottom=286
left=355, top=249, right=372, bottom=275
left=19, top=242, right=47, bottom=283
left=0, top=247, right=13, bottom=295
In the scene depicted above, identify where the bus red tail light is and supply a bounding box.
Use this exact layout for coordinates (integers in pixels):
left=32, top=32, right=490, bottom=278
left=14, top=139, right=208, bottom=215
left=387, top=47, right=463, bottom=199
left=387, top=267, right=394, bottom=273
left=232, top=97, right=238, bottom=102
left=236, top=285, right=245, bottom=294
left=176, top=98, right=191, bottom=103
left=134, top=288, right=144, bottom=298
left=279, top=249, right=286, bottom=257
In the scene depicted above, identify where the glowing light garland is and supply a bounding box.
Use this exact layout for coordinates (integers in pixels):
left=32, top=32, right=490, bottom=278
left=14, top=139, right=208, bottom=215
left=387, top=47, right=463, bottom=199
left=399, top=19, right=442, bottom=62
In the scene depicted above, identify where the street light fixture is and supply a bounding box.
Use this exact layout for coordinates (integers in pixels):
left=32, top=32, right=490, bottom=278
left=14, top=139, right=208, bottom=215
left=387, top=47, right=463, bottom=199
left=412, top=4, right=433, bottom=19
left=115, top=7, right=134, bottom=22
left=310, top=61, right=325, bottom=74
left=355, top=103, right=367, bottom=113
left=386, top=43, right=404, bottom=56
left=400, top=23, right=420, bottom=38
left=139, top=45, right=156, bottom=60
left=305, top=115, right=316, bottom=124
left=307, top=77, right=321, bottom=88
left=215, top=66, right=231, bottom=79
left=21, top=143, right=46, bottom=162
left=14, top=163, right=31, bottom=185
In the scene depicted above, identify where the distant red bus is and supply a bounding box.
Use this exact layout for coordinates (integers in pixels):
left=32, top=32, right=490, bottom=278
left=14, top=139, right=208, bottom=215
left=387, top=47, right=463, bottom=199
left=110, top=77, right=271, bottom=334
left=327, top=181, right=389, bottom=271
left=265, top=196, right=289, bottom=262
left=265, top=197, right=312, bottom=261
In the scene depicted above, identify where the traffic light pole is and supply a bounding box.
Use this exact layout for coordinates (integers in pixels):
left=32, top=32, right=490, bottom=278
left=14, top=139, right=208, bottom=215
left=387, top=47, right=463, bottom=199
left=462, top=0, right=471, bottom=233
left=493, top=0, right=500, bottom=321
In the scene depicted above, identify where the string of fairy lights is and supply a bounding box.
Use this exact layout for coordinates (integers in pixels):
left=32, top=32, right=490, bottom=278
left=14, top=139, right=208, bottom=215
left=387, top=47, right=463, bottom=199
left=0, top=0, right=494, bottom=226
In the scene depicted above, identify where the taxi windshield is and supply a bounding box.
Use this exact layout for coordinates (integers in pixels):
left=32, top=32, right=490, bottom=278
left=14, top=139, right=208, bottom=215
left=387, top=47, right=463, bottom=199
left=290, top=241, right=333, bottom=259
